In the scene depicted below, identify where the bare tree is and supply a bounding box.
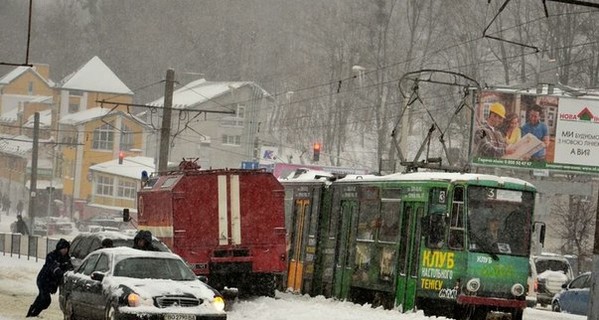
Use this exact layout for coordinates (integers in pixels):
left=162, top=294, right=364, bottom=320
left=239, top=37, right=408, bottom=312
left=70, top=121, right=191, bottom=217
left=551, top=194, right=596, bottom=273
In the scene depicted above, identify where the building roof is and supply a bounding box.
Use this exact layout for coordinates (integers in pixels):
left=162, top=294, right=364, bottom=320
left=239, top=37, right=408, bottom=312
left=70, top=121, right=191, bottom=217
left=58, top=107, right=148, bottom=127
left=23, top=109, right=53, bottom=128
left=148, top=78, right=272, bottom=109
left=89, top=156, right=157, bottom=180
left=0, top=66, right=55, bottom=87
left=59, top=56, right=132, bottom=95
left=0, top=95, right=53, bottom=122
left=0, top=134, right=34, bottom=157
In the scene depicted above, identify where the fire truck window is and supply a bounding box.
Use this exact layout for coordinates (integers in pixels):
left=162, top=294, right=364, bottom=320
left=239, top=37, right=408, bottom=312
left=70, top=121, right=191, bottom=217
left=161, top=177, right=178, bottom=188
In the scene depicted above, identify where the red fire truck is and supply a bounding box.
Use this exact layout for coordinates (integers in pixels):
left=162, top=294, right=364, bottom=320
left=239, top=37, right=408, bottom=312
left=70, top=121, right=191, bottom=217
left=133, top=161, right=287, bottom=297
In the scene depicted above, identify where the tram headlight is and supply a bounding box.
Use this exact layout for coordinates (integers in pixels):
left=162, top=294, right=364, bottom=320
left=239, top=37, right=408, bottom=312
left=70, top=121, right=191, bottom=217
left=511, top=283, right=525, bottom=297
left=466, top=278, right=481, bottom=293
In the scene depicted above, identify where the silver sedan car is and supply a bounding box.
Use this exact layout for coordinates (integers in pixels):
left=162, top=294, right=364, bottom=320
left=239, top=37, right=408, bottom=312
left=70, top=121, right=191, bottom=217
left=59, top=247, right=227, bottom=320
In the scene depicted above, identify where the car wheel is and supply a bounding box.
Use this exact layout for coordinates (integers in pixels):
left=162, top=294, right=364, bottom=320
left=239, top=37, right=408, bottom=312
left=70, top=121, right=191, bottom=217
left=552, top=300, right=561, bottom=313
left=105, top=303, right=118, bottom=320
left=63, top=299, right=76, bottom=320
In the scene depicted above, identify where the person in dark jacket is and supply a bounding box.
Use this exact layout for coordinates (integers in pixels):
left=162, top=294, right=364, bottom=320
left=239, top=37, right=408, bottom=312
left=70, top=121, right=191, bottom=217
left=101, top=238, right=114, bottom=248
left=16, top=214, right=29, bottom=235
left=26, top=238, right=73, bottom=317
left=133, top=230, right=158, bottom=251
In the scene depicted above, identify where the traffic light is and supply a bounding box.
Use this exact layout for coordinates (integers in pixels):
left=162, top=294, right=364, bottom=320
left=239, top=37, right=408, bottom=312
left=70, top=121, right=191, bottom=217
left=313, top=143, right=321, bottom=162
left=118, top=151, right=124, bottom=164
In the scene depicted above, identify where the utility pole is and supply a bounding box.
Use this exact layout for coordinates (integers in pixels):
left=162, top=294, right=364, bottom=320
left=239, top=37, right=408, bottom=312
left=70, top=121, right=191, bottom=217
left=158, top=69, right=174, bottom=173
left=27, top=112, right=39, bottom=232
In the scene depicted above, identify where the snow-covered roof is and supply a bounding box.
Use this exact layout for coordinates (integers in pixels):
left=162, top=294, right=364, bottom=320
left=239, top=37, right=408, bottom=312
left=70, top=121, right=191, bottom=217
left=0, top=134, right=33, bottom=156
left=59, top=56, right=132, bottom=95
left=148, top=78, right=271, bottom=109
left=0, top=66, right=55, bottom=87
left=336, top=171, right=536, bottom=188
left=0, top=95, right=53, bottom=122
left=279, top=168, right=336, bottom=182
left=89, top=156, right=157, bottom=180
left=24, top=109, right=52, bottom=128
left=59, top=107, right=148, bottom=127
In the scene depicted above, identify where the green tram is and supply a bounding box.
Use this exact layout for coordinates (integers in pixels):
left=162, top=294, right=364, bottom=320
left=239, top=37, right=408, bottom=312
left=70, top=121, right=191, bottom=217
left=281, top=170, right=537, bottom=320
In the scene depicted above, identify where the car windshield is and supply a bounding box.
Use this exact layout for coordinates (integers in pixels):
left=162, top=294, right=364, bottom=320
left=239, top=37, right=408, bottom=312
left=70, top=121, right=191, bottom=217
left=114, top=257, right=197, bottom=280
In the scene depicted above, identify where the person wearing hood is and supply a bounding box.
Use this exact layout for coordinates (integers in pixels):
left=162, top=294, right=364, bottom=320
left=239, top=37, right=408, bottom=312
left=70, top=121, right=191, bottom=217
left=26, top=238, right=73, bottom=317
left=133, top=230, right=158, bottom=251
left=16, top=214, right=29, bottom=235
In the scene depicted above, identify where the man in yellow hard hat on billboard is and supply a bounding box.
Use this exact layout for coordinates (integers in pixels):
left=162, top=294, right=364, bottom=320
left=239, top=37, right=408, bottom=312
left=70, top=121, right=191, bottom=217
left=474, top=102, right=515, bottom=158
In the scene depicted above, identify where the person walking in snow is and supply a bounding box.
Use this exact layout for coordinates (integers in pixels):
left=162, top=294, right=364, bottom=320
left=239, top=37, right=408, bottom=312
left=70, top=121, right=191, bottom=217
left=26, top=238, right=73, bottom=317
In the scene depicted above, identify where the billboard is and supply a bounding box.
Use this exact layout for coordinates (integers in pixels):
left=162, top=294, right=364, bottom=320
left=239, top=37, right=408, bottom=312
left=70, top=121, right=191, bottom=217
left=472, top=90, right=599, bottom=174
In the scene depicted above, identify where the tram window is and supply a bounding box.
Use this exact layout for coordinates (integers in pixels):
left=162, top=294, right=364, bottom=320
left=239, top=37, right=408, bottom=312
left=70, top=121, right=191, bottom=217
left=410, top=207, right=424, bottom=278
left=353, top=243, right=371, bottom=282
left=448, top=186, right=465, bottom=250
left=397, top=206, right=412, bottom=274
left=379, top=201, right=400, bottom=242
left=424, top=214, right=446, bottom=249
left=379, top=246, right=395, bottom=282
left=357, top=200, right=379, bottom=240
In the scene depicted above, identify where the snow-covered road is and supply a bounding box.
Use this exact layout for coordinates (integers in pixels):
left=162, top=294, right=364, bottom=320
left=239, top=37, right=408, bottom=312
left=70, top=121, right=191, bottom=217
left=0, top=253, right=586, bottom=320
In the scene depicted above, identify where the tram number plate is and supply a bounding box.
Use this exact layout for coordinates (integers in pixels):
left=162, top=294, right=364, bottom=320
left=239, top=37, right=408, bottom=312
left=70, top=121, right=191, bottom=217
left=165, top=314, right=195, bottom=320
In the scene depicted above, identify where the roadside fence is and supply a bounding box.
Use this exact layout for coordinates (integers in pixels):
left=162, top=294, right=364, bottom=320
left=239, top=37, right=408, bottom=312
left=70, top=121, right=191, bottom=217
left=0, top=233, right=59, bottom=261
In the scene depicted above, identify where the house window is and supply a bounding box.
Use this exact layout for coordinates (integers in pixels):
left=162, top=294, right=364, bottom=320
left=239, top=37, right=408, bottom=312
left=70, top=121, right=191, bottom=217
left=70, top=90, right=83, bottom=96
left=237, top=106, right=245, bottom=118
left=222, top=134, right=241, bottom=146
left=69, top=103, right=80, bottom=113
left=117, top=180, right=137, bottom=199
left=120, top=124, right=134, bottom=151
left=220, top=105, right=245, bottom=127
left=93, top=122, right=114, bottom=150
left=28, top=82, right=34, bottom=95
left=95, top=176, right=114, bottom=196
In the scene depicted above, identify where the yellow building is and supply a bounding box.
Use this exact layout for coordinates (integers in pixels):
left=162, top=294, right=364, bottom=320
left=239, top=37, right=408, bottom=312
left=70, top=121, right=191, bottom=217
left=55, top=56, right=144, bottom=217
left=0, top=64, right=56, bottom=206
left=58, top=108, right=149, bottom=217
left=87, top=156, right=158, bottom=218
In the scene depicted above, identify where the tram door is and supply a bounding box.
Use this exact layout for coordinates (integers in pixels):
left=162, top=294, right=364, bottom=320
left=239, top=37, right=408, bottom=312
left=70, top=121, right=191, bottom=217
left=287, top=199, right=310, bottom=292
left=333, top=200, right=357, bottom=299
left=395, top=201, right=424, bottom=311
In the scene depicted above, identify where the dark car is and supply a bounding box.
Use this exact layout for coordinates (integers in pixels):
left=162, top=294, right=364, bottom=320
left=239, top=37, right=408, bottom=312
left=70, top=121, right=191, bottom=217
left=551, top=272, right=592, bottom=316
left=69, top=231, right=171, bottom=269
left=59, top=247, right=227, bottom=320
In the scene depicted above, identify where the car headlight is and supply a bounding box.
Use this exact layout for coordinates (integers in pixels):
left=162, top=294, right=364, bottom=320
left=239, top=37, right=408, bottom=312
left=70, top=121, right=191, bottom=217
left=127, top=293, right=141, bottom=307
left=212, top=296, right=225, bottom=312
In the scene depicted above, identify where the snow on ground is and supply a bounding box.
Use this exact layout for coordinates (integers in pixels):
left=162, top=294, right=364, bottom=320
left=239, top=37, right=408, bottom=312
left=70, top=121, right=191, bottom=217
left=0, top=210, right=586, bottom=320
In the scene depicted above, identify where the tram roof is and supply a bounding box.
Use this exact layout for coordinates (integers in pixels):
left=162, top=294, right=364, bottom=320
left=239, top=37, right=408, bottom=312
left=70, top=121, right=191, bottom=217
left=336, top=171, right=536, bottom=189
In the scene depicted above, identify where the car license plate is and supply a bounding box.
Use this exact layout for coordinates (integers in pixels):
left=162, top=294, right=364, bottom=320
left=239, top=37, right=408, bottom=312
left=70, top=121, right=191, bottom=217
left=165, top=314, right=195, bottom=320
